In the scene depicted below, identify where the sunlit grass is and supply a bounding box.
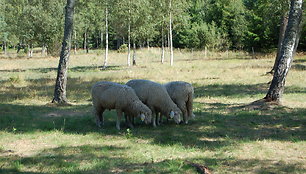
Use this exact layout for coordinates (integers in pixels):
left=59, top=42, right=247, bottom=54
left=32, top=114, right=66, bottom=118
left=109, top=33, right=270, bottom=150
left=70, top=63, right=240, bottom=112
left=0, top=48, right=305, bottom=173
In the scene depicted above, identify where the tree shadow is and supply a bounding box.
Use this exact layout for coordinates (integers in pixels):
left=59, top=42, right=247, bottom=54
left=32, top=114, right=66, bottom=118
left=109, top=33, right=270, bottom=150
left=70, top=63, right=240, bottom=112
left=0, top=65, right=121, bottom=73
left=1, top=144, right=305, bottom=173
left=189, top=157, right=306, bottom=173
left=194, top=83, right=306, bottom=98
left=293, top=58, right=306, bottom=63
left=0, top=76, right=126, bottom=103
left=0, top=80, right=305, bottom=151
left=0, top=145, right=131, bottom=174
left=292, top=64, right=306, bottom=71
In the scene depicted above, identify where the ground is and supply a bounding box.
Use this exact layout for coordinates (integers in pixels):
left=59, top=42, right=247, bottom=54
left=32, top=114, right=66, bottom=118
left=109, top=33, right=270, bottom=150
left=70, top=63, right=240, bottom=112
left=0, top=48, right=305, bottom=173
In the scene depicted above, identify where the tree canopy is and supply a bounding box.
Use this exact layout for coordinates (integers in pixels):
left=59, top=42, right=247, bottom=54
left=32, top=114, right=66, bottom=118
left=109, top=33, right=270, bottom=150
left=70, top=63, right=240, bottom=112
left=0, top=0, right=305, bottom=53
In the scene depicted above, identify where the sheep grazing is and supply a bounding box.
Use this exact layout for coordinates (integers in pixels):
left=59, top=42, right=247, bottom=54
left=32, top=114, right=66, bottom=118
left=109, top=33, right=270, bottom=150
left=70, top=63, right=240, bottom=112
left=91, top=81, right=152, bottom=130
left=164, top=81, right=195, bottom=124
left=126, top=79, right=181, bottom=127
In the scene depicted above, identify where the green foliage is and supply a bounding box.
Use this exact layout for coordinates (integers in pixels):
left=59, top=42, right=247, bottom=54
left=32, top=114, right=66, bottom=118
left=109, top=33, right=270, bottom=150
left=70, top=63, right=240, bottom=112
left=0, top=0, right=305, bottom=52
left=175, top=22, right=225, bottom=49
left=117, top=44, right=127, bottom=53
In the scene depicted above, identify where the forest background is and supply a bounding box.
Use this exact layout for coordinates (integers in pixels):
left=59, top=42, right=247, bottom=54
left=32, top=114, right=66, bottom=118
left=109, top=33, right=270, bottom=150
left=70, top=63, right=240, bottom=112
left=0, top=0, right=305, bottom=56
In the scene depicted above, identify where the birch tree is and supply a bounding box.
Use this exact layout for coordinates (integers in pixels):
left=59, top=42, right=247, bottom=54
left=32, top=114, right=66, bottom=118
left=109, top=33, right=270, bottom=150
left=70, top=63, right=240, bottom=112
left=169, top=0, right=174, bottom=66
left=264, top=0, right=303, bottom=103
left=52, top=0, right=75, bottom=104
left=103, top=4, right=109, bottom=68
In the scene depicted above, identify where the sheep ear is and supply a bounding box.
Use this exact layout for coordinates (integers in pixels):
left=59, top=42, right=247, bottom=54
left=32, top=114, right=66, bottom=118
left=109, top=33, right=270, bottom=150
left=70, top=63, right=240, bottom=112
left=140, top=113, right=145, bottom=121
left=169, top=111, right=174, bottom=118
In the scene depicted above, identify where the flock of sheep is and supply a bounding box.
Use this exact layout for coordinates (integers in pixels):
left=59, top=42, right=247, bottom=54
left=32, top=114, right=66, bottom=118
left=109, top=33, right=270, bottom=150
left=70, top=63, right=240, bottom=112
left=91, top=79, right=195, bottom=130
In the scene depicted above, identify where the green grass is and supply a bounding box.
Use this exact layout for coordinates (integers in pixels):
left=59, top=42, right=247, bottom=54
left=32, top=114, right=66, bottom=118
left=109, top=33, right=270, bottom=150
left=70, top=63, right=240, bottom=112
left=0, top=49, right=305, bottom=173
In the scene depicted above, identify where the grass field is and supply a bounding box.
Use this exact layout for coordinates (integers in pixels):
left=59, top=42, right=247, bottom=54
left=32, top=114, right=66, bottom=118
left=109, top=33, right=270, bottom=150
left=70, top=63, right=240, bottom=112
left=0, top=48, right=305, bottom=173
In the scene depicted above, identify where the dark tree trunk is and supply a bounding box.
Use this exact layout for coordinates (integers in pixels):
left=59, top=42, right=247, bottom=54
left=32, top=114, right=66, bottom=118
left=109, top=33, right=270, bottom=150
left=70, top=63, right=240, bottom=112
left=52, top=0, right=75, bottom=104
left=3, top=41, right=7, bottom=55
left=264, top=0, right=303, bottom=103
left=132, top=42, right=136, bottom=66
left=270, top=14, right=289, bottom=74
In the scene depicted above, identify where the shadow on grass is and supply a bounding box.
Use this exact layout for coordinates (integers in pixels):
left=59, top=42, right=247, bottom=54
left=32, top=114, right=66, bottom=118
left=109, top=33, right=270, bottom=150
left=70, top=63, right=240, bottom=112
left=0, top=65, right=121, bottom=73
left=292, top=64, right=306, bottom=71
left=0, top=102, right=305, bottom=149
left=0, top=145, right=133, bottom=174
left=194, top=83, right=306, bottom=98
left=293, top=58, right=306, bottom=63
left=1, top=144, right=305, bottom=173
left=0, top=76, right=127, bottom=103
left=190, top=157, right=306, bottom=173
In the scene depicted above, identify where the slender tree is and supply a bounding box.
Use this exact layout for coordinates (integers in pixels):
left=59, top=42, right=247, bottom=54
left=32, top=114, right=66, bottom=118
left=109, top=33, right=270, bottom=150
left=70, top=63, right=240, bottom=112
left=264, top=0, right=303, bottom=103
left=161, top=25, right=165, bottom=63
left=127, top=0, right=131, bottom=67
left=132, top=42, right=136, bottom=65
left=103, top=4, right=109, bottom=68
left=169, top=0, right=174, bottom=66
left=52, top=0, right=75, bottom=104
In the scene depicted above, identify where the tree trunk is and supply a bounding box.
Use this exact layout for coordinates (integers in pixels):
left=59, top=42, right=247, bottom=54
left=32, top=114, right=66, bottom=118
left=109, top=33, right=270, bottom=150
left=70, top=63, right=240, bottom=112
left=127, top=0, right=131, bottom=67
left=133, top=42, right=136, bottom=65
left=264, top=0, right=303, bottom=103
left=41, top=44, right=46, bottom=56
left=169, top=0, right=174, bottom=66
left=270, top=14, right=289, bottom=74
left=84, top=31, right=88, bottom=53
left=27, top=44, right=33, bottom=58
left=52, top=0, right=75, bottom=104
left=3, top=41, right=7, bottom=55
left=100, top=29, right=103, bottom=49
left=161, top=28, right=165, bottom=64
left=74, top=30, right=77, bottom=54
left=103, top=6, right=109, bottom=68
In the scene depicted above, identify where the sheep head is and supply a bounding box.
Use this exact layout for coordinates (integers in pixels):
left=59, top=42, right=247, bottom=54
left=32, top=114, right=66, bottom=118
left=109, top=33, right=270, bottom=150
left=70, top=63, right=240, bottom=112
left=137, top=102, right=152, bottom=124
left=169, top=110, right=181, bottom=124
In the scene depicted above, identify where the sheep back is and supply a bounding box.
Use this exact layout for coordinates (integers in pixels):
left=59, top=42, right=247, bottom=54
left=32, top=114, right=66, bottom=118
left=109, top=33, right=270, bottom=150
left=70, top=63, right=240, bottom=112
left=164, top=81, right=195, bottom=123
left=92, top=81, right=139, bottom=111
left=126, top=79, right=180, bottom=115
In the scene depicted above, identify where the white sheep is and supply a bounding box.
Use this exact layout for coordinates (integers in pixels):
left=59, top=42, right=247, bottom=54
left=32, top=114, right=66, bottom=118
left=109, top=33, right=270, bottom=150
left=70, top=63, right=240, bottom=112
left=126, top=79, right=181, bottom=127
left=164, top=81, right=195, bottom=124
left=91, top=81, right=152, bottom=130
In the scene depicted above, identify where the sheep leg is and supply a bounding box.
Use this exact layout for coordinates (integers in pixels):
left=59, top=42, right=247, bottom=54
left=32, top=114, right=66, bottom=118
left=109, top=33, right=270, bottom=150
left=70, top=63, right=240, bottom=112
left=187, top=93, right=194, bottom=119
left=156, top=112, right=160, bottom=125
left=178, top=102, right=188, bottom=124
left=131, top=115, right=134, bottom=125
left=94, top=107, right=105, bottom=127
left=159, top=113, right=162, bottom=124
left=116, top=109, right=123, bottom=130
left=125, top=114, right=134, bottom=129
left=152, top=110, right=157, bottom=127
